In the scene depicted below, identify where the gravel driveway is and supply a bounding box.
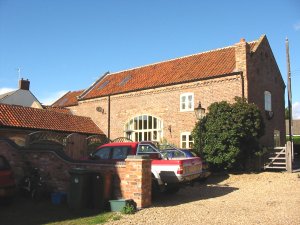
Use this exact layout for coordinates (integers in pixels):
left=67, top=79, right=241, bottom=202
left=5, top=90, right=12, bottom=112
left=106, top=172, right=300, bottom=225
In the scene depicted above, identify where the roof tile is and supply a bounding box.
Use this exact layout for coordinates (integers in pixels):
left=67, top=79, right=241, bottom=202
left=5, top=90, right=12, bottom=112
left=0, top=104, right=103, bottom=135
left=52, top=90, right=84, bottom=107
left=55, top=38, right=259, bottom=104
left=81, top=46, right=242, bottom=100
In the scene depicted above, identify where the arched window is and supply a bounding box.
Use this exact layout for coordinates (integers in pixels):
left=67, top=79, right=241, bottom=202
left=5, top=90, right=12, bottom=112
left=264, top=91, right=272, bottom=111
left=125, top=115, right=163, bottom=142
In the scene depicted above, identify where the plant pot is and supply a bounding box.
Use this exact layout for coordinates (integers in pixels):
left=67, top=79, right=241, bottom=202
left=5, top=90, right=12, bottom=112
left=109, top=199, right=136, bottom=212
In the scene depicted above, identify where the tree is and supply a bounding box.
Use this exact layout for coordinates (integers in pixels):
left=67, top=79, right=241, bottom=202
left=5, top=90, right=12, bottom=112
left=192, top=97, right=265, bottom=170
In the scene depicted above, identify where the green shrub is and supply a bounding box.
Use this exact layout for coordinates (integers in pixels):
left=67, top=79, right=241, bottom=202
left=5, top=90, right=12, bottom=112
left=121, top=203, right=136, bottom=214
left=192, top=97, right=265, bottom=171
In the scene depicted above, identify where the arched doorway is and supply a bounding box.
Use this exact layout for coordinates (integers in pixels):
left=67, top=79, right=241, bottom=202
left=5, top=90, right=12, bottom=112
left=124, top=115, right=163, bottom=142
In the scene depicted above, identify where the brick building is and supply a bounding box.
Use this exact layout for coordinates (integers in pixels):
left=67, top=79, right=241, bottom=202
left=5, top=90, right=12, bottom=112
left=53, top=35, right=285, bottom=148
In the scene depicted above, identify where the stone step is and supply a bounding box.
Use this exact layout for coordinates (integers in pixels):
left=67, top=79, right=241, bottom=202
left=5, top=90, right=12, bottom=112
left=264, top=165, right=286, bottom=169
left=269, top=157, right=286, bottom=160
left=272, top=162, right=286, bottom=165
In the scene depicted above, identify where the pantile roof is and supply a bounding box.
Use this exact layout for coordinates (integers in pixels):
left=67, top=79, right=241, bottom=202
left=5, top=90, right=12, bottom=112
left=0, top=103, right=103, bottom=135
left=43, top=106, right=72, bottom=114
left=53, top=37, right=260, bottom=106
left=52, top=90, right=84, bottom=107
left=79, top=40, right=258, bottom=100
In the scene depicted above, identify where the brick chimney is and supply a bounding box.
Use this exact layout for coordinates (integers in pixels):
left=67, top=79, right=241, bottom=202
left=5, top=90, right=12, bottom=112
left=235, top=38, right=251, bottom=99
left=19, top=78, right=30, bottom=90
left=235, top=38, right=250, bottom=72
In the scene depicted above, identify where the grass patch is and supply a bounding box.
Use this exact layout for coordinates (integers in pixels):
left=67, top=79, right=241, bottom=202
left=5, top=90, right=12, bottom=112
left=0, top=196, right=122, bottom=225
left=46, top=212, right=121, bottom=225
left=286, top=135, right=300, bottom=144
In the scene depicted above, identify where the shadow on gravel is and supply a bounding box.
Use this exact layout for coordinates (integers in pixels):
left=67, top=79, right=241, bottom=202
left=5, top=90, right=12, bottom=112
left=205, top=173, right=230, bottom=184
left=153, top=174, right=238, bottom=207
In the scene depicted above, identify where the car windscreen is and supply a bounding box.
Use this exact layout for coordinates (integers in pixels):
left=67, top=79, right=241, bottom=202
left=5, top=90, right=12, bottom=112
left=112, top=146, right=131, bottom=159
left=93, top=147, right=111, bottom=159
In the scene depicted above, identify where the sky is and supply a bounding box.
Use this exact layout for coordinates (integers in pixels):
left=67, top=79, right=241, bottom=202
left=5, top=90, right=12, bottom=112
left=0, top=0, right=300, bottom=118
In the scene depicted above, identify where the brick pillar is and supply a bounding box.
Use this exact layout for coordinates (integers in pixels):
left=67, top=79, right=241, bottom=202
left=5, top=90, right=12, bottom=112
left=124, top=155, right=152, bottom=208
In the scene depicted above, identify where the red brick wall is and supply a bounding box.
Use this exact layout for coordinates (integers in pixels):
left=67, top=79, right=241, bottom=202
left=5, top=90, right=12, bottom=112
left=246, top=37, right=286, bottom=146
left=71, top=76, right=243, bottom=146
left=68, top=37, right=285, bottom=148
left=0, top=139, right=151, bottom=208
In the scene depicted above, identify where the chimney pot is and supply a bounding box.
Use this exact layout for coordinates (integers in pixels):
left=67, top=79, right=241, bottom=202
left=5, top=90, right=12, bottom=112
left=19, top=78, right=30, bottom=90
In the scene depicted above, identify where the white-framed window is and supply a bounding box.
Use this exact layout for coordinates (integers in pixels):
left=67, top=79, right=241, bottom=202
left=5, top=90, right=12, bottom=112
left=180, top=93, right=194, bottom=111
left=264, top=91, right=272, bottom=111
left=181, top=132, right=194, bottom=149
left=125, top=115, right=163, bottom=142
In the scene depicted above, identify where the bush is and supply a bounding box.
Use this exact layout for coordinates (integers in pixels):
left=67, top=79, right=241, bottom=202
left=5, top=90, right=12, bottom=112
left=121, top=203, right=136, bottom=214
left=294, top=136, right=300, bottom=145
left=192, top=97, right=265, bottom=171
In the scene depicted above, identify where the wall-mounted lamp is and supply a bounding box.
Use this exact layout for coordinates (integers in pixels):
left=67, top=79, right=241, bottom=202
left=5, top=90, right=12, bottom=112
left=194, top=101, right=206, bottom=120
left=96, top=106, right=105, bottom=114
left=265, top=110, right=274, bottom=120
left=125, top=129, right=133, bottom=135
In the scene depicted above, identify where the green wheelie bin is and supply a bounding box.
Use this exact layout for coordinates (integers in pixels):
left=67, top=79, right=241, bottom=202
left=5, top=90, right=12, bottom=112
left=68, top=168, right=92, bottom=209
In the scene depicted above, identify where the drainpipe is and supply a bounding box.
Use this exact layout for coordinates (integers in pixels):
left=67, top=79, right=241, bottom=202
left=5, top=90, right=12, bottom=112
left=240, top=71, right=245, bottom=100
left=108, top=95, right=111, bottom=140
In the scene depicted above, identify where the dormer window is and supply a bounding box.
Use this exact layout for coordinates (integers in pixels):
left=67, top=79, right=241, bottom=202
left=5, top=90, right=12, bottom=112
left=264, top=91, right=272, bottom=111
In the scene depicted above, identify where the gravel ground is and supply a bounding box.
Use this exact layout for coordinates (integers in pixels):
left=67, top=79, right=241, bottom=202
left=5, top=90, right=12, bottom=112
left=106, top=172, right=300, bottom=225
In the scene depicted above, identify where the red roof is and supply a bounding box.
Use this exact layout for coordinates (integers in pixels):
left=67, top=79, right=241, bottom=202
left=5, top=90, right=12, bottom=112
left=53, top=38, right=259, bottom=106
left=43, top=106, right=72, bottom=114
left=80, top=47, right=236, bottom=100
left=52, top=90, right=84, bottom=107
left=0, top=104, right=103, bottom=135
left=80, top=41, right=258, bottom=100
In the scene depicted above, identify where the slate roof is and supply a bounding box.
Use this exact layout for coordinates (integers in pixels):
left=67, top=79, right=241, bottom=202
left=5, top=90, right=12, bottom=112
left=0, top=103, right=103, bottom=135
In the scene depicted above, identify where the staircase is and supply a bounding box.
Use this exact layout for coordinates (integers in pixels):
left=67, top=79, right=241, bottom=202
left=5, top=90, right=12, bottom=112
left=264, top=146, right=287, bottom=170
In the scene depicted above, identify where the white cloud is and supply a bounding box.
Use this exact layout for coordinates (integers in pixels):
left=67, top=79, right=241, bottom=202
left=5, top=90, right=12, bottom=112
left=292, top=102, right=300, bottom=119
left=0, top=87, right=16, bottom=95
left=40, top=90, right=68, bottom=106
left=293, top=22, right=300, bottom=31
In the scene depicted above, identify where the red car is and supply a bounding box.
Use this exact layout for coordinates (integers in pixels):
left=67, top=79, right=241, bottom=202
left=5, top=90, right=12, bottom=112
left=0, top=155, right=16, bottom=203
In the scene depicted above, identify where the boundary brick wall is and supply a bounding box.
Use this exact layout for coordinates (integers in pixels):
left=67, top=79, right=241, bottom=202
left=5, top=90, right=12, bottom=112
left=0, top=139, right=151, bottom=208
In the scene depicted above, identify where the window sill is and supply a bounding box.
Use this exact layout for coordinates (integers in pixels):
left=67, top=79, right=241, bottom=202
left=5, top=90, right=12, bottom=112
left=180, top=109, right=194, bottom=112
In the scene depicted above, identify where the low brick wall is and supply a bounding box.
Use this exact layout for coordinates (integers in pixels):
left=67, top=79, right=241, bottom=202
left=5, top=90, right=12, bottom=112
left=0, top=139, right=151, bottom=208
